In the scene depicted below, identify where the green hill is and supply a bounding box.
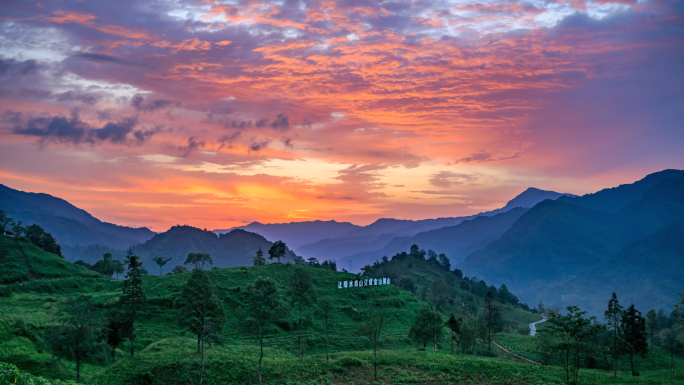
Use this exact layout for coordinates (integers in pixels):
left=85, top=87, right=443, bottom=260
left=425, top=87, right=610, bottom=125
left=131, top=226, right=299, bottom=273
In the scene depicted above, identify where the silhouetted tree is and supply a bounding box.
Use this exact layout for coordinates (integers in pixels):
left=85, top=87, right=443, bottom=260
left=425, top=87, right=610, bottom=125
left=152, top=256, right=173, bottom=275
left=121, top=254, right=146, bottom=356
left=175, top=269, right=225, bottom=385
left=0, top=210, right=12, bottom=234
left=170, top=265, right=189, bottom=275
left=452, top=267, right=463, bottom=279
left=253, top=248, right=265, bottom=266
left=48, top=296, right=104, bottom=383
left=10, top=221, right=24, bottom=237
left=93, top=253, right=124, bottom=277
left=445, top=313, right=462, bottom=354
left=268, top=240, right=287, bottom=263
left=289, top=268, right=317, bottom=359
left=184, top=252, right=213, bottom=270
left=321, top=260, right=337, bottom=271
left=306, top=257, right=320, bottom=267
left=621, top=304, right=648, bottom=376
left=438, top=253, right=451, bottom=270
left=24, top=224, right=62, bottom=257
left=242, top=277, right=288, bottom=384
left=604, top=292, right=624, bottom=377
left=105, top=308, right=125, bottom=362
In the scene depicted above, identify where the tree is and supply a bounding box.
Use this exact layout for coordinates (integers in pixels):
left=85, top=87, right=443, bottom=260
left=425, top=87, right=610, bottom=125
left=0, top=210, right=11, bottom=234
left=242, top=277, right=288, bottom=384
left=152, top=256, right=173, bottom=275
left=319, top=298, right=334, bottom=361
left=175, top=269, right=225, bottom=385
left=409, top=306, right=438, bottom=348
left=645, top=309, right=660, bottom=353
left=483, top=291, right=500, bottom=354
left=621, top=304, right=648, bottom=376
left=48, top=296, right=104, bottom=383
left=120, top=254, right=146, bottom=356
left=541, top=306, right=606, bottom=385
left=184, top=252, right=213, bottom=270
left=397, top=277, right=416, bottom=293
left=321, top=260, right=337, bottom=271
left=93, top=253, right=123, bottom=277
left=661, top=329, right=683, bottom=377
left=427, top=279, right=452, bottom=352
left=268, top=240, right=287, bottom=263
left=24, top=224, right=62, bottom=257
left=438, top=253, right=451, bottom=270
left=170, top=265, right=190, bottom=275
left=445, top=314, right=462, bottom=354
left=359, top=307, right=385, bottom=381
left=460, top=320, right=477, bottom=354
left=253, top=248, right=265, bottom=266
left=10, top=220, right=24, bottom=237
left=288, top=268, right=317, bottom=359
left=104, top=308, right=125, bottom=362
left=604, top=292, right=624, bottom=377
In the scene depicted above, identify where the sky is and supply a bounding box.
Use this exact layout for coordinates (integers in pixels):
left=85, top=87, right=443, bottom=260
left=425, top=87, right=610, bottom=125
left=0, top=0, right=682, bottom=232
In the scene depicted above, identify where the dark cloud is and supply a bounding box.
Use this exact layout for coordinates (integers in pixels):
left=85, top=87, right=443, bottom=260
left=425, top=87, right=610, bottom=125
left=130, top=94, right=180, bottom=112
left=218, top=130, right=241, bottom=149
left=70, top=52, right=138, bottom=66
left=282, top=137, right=293, bottom=148
left=0, top=58, right=40, bottom=76
left=133, top=125, right=163, bottom=143
left=428, top=171, right=478, bottom=188
left=301, top=117, right=312, bottom=127
left=249, top=138, right=270, bottom=152
left=6, top=109, right=151, bottom=145
left=453, top=151, right=523, bottom=164
left=270, top=113, right=289, bottom=130
left=231, top=120, right=253, bottom=129
left=255, top=118, right=269, bottom=128
left=178, top=136, right=205, bottom=157
left=19, top=88, right=52, bottom=99
left=54, top=90, right=99, bottom=105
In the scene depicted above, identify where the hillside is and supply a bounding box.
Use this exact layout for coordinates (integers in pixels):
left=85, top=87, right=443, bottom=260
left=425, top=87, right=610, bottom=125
left=0, top=235, right=100, bottom=285
left=132, top=226, right=299, bottom=272
left=294, top=187, right=573, bottom=269
left=1, top=240, right=680, bottom=384
left=0, top=184, right=154, bottom=251
left=341, top=208, right=529, bottom=269
left=460, top=172, right=684, bottom=297
left=530, top=218, right=684, bottom=316
left=215, top=220, right=360, bottom=250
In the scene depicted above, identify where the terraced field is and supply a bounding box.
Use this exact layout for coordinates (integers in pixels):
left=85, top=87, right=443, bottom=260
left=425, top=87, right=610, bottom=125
left=494, top=333, right=543, bottom=363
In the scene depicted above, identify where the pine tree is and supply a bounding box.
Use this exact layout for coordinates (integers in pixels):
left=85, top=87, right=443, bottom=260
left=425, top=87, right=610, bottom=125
left=253, top=248, right=265, bottom=266
left=604, top=292, right=624, bottom=377
left=621, top=304, right=648, bottom=376
left=120, top=254, right=146, bottom=356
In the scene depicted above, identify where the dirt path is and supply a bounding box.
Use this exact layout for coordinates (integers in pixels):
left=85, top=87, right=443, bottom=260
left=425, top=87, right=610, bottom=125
left=491, top=341, right=541, bottom=366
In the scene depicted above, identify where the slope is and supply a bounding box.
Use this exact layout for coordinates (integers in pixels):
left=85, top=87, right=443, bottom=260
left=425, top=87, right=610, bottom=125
left=341, top=208, right=530, bottom=269
left=0, top=184, right=154, bottom=250
left=461, top=172, right=684, bottom=296
left=295, top=187, right=574, bottom=267
left=132, top=226, right=299, bottom=272
left=214, top=220, right=360, bottom=250
left=530, top=217, right=684, bottom=316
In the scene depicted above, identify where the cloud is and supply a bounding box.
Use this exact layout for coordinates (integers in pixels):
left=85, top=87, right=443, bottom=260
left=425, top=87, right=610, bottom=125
left=69, top=52, right=139, bottom=66
left=248, top=138, right=270, bottom=152
left=428, top=171, right=479, bottom=188
left=178, top=137, right=205, bottom=157
left=452, top=151, right=524, bottom=164
left=130, top=94, right=180, bottom=112
left=0, top=58, right=40, bottom=76
left=54, top=90, right=99, bottom=105
left=270, top=113, right=289, bottom=130
left=6, top=110, right=152, bottom=145
left=218, top=130, right=241, bottom=149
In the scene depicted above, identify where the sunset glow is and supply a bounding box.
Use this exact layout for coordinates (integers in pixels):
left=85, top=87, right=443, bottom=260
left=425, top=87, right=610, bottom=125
left=1, top=0, right=683, bottom=231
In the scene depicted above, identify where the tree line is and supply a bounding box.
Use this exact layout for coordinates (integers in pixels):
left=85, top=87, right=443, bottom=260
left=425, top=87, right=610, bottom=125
left=1, top=210, right=62, bottom=257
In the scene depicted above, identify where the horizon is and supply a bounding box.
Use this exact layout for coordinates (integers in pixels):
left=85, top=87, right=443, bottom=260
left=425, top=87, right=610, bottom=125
left=1, top=0, right=683, bottom=232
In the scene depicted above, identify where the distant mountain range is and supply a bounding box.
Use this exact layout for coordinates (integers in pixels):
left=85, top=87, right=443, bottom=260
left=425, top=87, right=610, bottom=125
left=0, top=184, right=155, bottom=251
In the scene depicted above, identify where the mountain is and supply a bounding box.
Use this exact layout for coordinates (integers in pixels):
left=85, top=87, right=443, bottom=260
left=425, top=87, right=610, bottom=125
left=132, top=225, right=298, bottom=273
left=294, top=187, right=575, bottom=269
left=337, top=208, right=530, bottom=269
left=460, top=170, right=684, bottom=300
left=214, top=220, right=360, bottom=250
left=529, top=218, right=684, bottom=316
left=0, top=184, right=155, bottom=251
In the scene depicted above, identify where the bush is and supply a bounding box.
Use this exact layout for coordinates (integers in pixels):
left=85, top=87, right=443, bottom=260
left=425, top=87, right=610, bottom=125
left=0, top=362, right=76, bottom=385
